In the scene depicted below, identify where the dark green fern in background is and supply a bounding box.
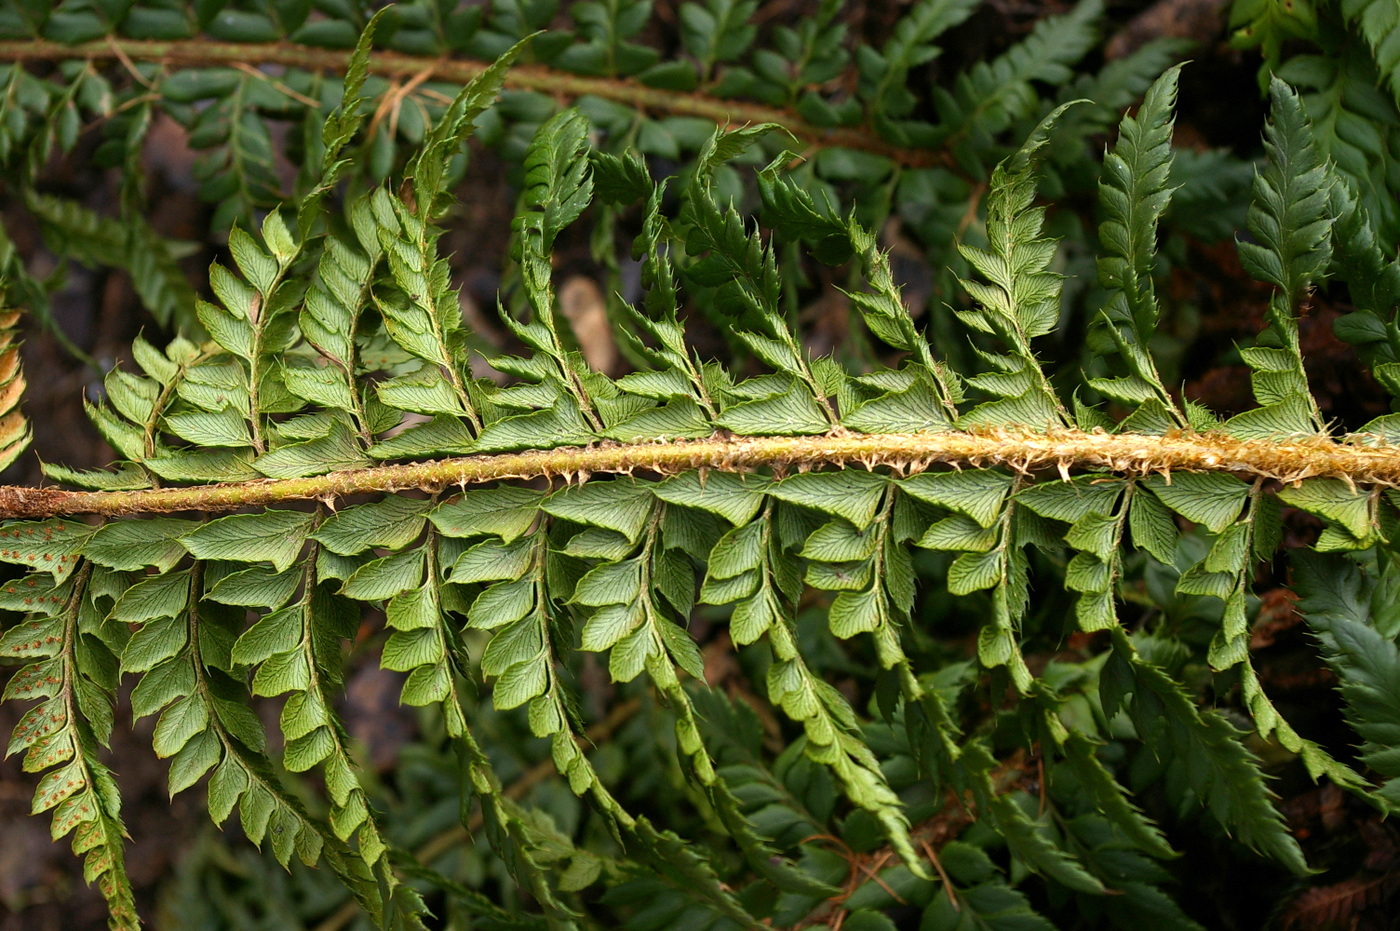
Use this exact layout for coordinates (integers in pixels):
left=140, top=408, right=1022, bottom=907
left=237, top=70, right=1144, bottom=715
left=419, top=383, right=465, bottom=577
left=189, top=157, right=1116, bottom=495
left=0, top=2, right=1399, bottom=930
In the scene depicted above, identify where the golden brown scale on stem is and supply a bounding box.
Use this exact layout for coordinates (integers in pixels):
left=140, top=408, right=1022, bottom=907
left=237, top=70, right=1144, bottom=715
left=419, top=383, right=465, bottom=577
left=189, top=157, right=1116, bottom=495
left=3, top=428, right=1400, bottom=519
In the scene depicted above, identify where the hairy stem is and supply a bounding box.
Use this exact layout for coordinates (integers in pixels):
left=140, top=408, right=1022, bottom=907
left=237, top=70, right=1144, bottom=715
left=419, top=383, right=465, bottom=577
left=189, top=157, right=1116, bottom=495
left=4, top=429, right=1399, bottom=519
left=0, top=39, right=940, bottom=169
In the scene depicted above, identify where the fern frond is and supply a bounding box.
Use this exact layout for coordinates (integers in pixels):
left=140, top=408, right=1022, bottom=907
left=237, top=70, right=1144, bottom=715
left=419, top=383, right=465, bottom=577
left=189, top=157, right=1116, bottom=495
left=1279, top=41, right=1400, bottom=245
left=1294, top=550, right=1400, bottom=807
left=1091, top=64, right=1186, bottom=426
left=1241, top=78, right=1334, bottom=310
left=1229, top=76, right=1330, bottom=439
left=1341, top=0, right=1400, bottom=108
left=605, top=171, right=720, bottom=435
left=681, top=125, right=837, bottom=434
left=956, top=104, right=1078, bottom=430
left=3, top=558, right=139, bottom=928
left=508, top=108, right=605, bottom=433
left=10, top=25, right=1400, bottom=927
left=239, top=527, right=429, bottom=925
left=862, top=0, right=980, bottom=137
left=932, top=0, right=1102, bottom=169
left=1141, top=472, right=1366, bottom=785
left=297, top=7, right=387, bottom=235
left=108, top=550, right=409, bottom=924
left=1103, top=630, right=1309, bottom=874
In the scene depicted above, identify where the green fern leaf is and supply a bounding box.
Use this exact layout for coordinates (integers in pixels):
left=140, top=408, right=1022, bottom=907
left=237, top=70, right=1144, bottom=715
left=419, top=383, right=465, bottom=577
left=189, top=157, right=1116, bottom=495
left=1091, top=64, right=1184, bottom=421
left=1229, top=77, right=1330, bottom=438
left=956, top=103, right=1082, bottom=429
left=1294, top=550, right=1400, bottom=807
left=1341, top=0, right=1400, bottom=107
left=933, top=0, right=1102, bottom=168
left=1230, top=0, right=1320, bottom=72
left=3, top=563, right=139, bottom=928
left=13, top=17, right=1400, bottom=929
left=1103, top=631, right=1309, bottom=874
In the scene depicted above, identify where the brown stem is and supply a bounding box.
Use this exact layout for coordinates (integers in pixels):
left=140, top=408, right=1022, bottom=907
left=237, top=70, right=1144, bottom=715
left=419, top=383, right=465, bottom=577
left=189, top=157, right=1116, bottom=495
left=2, top=429, right=1398, bottom=520
left=0, top=38, right=944, bottom=169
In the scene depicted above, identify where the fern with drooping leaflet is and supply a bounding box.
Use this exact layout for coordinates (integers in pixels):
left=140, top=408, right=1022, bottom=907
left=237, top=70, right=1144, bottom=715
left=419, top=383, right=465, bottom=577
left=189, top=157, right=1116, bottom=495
left=1102, top=629, right=1310, bottom=874
left=571, top=492, right=833, bottom=897
left=227, top=518, right=429, bottom=927
left=193, top=71, right=283, bottom=233
left=1135, top=471, right=1366, bottom=786
left=900, top=464, right=1044, bottom=695
left=1025, top=439, right=1368, bottom=792
left=447, top=482, right=764, bottom=926
left=760, top=0, right=846, bottom=107
left=115, top=551, right=404, bottom=925
left=10, top=28, right=1400, bottom=927
left=331, top=492, right=587, bottom=924
left=2, top=557, right=138, bottom=929
left=699, top=484, right=930, bottom=877
left=795, top=477, right=983, bottom=828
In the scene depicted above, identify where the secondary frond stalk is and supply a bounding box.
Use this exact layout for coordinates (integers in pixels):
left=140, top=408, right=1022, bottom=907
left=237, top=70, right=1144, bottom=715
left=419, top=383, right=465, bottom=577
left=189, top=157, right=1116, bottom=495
left=0, top=39, right=940, bottom=169
left=6, top=429, right=1400, bottom=519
